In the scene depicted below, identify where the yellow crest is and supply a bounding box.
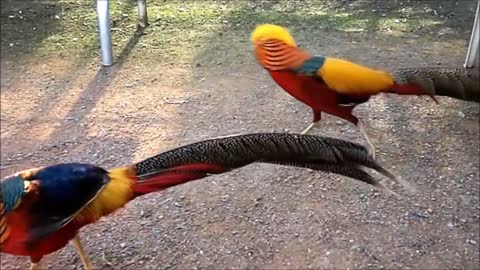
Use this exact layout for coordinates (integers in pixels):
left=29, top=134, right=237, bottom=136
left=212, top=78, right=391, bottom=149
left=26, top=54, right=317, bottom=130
left=250, top=24, right=296, bottom=47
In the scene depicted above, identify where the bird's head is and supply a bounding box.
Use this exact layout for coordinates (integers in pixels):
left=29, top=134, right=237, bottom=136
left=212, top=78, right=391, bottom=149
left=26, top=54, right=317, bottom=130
left=250, top=24, right=297, bottom=47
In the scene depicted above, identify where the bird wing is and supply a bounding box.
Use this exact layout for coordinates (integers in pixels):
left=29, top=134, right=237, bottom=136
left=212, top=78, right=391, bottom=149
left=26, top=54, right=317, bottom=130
left=11, top=163, right=110, bottom=244
left=293, top=55, right=395, bottom=95
left=313, top=57, right=395, bottom=95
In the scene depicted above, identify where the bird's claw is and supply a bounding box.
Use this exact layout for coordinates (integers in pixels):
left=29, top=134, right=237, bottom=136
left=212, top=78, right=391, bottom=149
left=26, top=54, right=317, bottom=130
left=368, top=147, right=376, bottom=159
left=301, top=122, right=319, bottom=135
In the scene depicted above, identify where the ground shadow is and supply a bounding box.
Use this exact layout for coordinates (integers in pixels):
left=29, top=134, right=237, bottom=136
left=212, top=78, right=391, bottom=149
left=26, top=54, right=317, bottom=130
left=0, top=22, right=147, bottom=177
left=1, top=0, right=61, bottom=60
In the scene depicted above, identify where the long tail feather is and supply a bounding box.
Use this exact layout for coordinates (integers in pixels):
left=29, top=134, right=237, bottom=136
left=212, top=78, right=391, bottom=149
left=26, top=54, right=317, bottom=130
left=393, top=67, right=480, bottom=103
left=130, top=133, right=408, bottom=195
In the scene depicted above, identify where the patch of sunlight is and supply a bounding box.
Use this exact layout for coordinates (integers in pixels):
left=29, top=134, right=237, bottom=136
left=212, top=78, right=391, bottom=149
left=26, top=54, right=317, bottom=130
left=381, top=30, right=408, bottom=37
left=330, top=12, right=354, bottom=18
left=27, top=67, right=99, bottom=140
left=0, top=57, right=83, bottom=122
left=31, top=0, right=245, bottom=62
left=34, top=3, right=117, bottom=56
left=397, top=6, right=416, bottom=15
left=377, top=18, right=442, bottom=33
left=82, top=64, right=197, bottom=159
left=268, top=0, right=330, bottom=15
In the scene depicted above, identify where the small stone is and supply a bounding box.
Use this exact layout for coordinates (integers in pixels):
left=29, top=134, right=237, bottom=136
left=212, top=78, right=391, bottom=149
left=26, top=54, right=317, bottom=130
left=350, top=245, right=363, bottom=252
left=466, top=239, right=477, bottom=245
left=174, top=202, right=182, bottom=207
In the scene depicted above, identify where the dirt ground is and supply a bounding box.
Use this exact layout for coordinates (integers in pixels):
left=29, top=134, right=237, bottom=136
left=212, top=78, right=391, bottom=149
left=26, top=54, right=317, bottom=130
left=1, top=0, right=479, bottom=269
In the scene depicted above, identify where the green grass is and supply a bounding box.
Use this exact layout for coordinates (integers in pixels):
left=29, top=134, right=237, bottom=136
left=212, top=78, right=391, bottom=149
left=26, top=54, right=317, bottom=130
left=0, top=0, right=459, bottom=64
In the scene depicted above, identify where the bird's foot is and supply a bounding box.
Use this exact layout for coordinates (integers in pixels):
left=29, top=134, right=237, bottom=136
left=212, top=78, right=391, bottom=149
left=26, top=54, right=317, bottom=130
left=29, top=263, right=40, bottom=270
left=71, top=235, right=93, bottom=270
left=357, top=121, right=376, bottom=159
left=367, top=145, right=376, bottom=159
left=301, top=122, right=319, bottom=135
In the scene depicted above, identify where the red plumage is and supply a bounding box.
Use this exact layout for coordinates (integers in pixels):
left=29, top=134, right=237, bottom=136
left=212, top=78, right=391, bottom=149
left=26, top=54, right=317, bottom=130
left=269, top=71, right=361, bottom=124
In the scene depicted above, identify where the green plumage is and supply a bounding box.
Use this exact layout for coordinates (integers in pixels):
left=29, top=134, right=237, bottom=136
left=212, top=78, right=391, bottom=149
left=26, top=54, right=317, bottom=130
left=1, top=175, right=24, bottom=212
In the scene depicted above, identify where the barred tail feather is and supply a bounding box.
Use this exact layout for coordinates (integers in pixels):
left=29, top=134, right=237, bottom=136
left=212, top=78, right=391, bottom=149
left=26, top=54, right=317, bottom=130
left=130, top=133, right=410, bottom=196
left=393, top=67, right=479, bottom=103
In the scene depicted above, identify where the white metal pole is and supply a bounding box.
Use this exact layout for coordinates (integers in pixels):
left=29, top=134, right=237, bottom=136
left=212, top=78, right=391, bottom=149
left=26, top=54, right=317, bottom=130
left=464, top=0, right=480, bottom=69
left=97, top=0, right=113, bottom=66
left=137, top=0, right=148, bottom=28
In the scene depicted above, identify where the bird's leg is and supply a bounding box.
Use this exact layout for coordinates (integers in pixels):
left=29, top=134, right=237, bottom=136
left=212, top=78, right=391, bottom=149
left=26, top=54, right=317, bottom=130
left=29, top=256, right=42, bottom=270
left=327, top=106, right=376, bottom=158
left=71, top=234, right=92, bottom=270
left=29, top=262, right=40, bottom=270
left=301, top=122, right=319, bottom=134
left=301, top=110, right=321, bottom=134
left=357, top=120, right=376, bottom=159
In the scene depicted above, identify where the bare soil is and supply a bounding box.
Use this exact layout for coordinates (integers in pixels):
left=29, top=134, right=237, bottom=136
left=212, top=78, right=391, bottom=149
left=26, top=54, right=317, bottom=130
left=1, top=0, right=479, bottom=269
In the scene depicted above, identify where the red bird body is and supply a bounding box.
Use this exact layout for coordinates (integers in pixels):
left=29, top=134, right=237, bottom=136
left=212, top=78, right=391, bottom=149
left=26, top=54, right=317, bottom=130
left=269, top=70, right=364, bottom=124
left=4, top=214, right=79, bottom=260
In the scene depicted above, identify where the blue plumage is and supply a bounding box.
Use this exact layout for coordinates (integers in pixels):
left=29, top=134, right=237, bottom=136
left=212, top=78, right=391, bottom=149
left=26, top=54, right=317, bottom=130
left=33, top=163, right=109, bottom=216
left=294, top=56, right=326, bottom=75
left=24, top=163, right=110, bottom=242
left=35, top=163, right=108, bottom=204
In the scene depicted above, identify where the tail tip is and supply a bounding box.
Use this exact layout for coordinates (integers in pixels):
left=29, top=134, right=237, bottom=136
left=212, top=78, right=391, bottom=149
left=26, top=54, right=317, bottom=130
left=375, top=183, right=401, bottom=198
left=376, top=166, right=417, bottom=195
left=389, top=174, right=417, bottom=195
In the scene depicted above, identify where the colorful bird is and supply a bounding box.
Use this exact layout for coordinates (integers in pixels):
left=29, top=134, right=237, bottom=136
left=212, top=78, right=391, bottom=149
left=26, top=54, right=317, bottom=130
left=1, top=133, right=408, bottom=270
left=251, top=24, right=438, bottom=157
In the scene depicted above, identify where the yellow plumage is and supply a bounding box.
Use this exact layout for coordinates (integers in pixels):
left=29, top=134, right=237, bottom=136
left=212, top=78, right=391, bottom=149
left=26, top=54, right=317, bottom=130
left=74, top=166, right=134, bottom=224
left=251, top=24, right=296, bottom=47
left=318, top=58, right=394, bottom=94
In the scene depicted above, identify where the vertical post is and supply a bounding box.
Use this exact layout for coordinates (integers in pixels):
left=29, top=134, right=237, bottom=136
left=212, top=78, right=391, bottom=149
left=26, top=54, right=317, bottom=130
left=137, top=0, right=148, bottom=28
left=97, top=0, right=113, bottom=66
left=464, top=0, right=480, bottom=69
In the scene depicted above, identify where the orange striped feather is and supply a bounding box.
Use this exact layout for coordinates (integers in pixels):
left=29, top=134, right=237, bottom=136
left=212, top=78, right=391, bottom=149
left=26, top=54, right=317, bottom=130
left=0, top=201, right=10, bottom=245
left=255, top=40, right=311, bottom=71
